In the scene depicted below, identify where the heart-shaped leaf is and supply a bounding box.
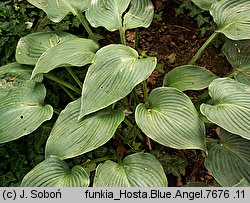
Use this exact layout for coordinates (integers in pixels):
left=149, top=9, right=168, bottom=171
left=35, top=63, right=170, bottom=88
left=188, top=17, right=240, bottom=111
left=200, top=78, right=250, bottom=140
left=191, top=0, right=217, bottom=11
left=20, top=156, right=89, bottom=186
left=205, top=128, right=250, bottom=186
left=31, top=38, right=99, bottom=79
left=93, top=152, right=168, bottom=187
left=233, top=178, right=250, bottom=187
left=222, top=39, right=250, bottom=85
left=163, top=65, right=218, bottom=91
left=16, top=32, right=77, bottom=65
left=135, top=87, right=206, bottom=151
left=86, top=0, right=130, bottom=31
left=45, top=99, right=124, bottom=160
left=80, top=44, right=156, bottom=118
left=0, top=81, right=53, bottom=144
left=86, top=0, right=154, bottom=31
left=124, top=0, right=154, bottom=30
left=211, top=0, right=250, bottom=40
left=0, top=62, right=42, bottom=84
left=27, top=0, right=90, bottom=22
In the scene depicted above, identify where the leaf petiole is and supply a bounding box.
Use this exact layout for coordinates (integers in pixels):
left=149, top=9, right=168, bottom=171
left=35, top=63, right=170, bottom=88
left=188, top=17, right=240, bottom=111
left=44, top=73, right=81, bottom=94
left=65, top=67, right=82, bottom=88
left=189, top=32, right=219, bottom=65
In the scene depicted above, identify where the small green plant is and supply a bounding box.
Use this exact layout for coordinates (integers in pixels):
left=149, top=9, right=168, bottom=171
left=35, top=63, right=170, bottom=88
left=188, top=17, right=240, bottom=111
left=0, top=0, right=250, bottom=187
left=176, top=0, right=215, bottom=36
left=0, top=0, right=35, bottom=65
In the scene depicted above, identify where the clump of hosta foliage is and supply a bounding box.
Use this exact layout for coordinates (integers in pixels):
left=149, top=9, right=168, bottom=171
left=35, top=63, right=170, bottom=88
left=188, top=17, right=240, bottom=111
left=0, top=0, right=250, bottom=187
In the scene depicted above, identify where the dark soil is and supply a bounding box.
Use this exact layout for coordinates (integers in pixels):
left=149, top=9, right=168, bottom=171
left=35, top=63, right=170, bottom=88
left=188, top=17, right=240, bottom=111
left=98, top=0, right=233, bottom=186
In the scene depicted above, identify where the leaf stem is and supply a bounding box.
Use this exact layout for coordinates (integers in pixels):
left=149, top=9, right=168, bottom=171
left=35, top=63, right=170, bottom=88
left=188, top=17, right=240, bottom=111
left=76, top=11, right=99, bottom=45
left=226, top=70, right=236, bottom=78
left=53, top=109, right=61, bottom=115
left=116, top=133, right=134, bottom=150
left=112, top=102, right=116, bottom=110
left=60, top=84, right=75, bottom=100
left=123, top=118, right=134, bottom=128
left=142, top=80, right=149, bottom=103
left=132, top=88, right=140, bottom=106
left=146, top=136, right=152, bottom=151
left=123, top=119, right=145, bottom=142
left=44, top=73, right=81, bottom=94
left=82, top=156, right=114, bottom=167
left=134, top=28, right=139, bottom=50
left=189, top=32, right=219, bottom=65
left=119, top=27, right=127, bottom=45
left=194, top=91, right=209, bottom=103
left=65, top=67, right=83, bottom=88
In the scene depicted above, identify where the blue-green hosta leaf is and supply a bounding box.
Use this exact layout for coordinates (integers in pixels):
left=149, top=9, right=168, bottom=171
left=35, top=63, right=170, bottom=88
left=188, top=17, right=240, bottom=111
left=16, top=32, right=77, bottom=65
left=191, top=0, right=217, bottom=11
left=86, top=0, right=154, bottom=31
left=0, top=81, right=53, bottom=144
left=0, top=63, right=43, bottom=99
left=0, top=62, right=43, bottom=84
left=86, top=0, right=130, bottom=31
left=234, top=72, right=250, bottom=86
left=124, top=0, right=154, bottom=30
left=27, top=0, right=90, bottom=23
left=205, top=128, right=250, bottom=186
left=21, top=156, right=89, bottom=186
left=211, top=0, right=250, bottom=40
left=163, top=65, right=218, bottom=91
left=31, top=38, right=99, bottom=79
left=200, top=78, right=250, bottom=140
left=45, top=99, right=124, bottom=160
left=93, top=153, right=168, bottom=187
left=222, top=39, right=250, bottom=85
left=80, top=44, right=156, bottom=118
left=233, top=178, right=250, bottom=187
left=135, top=87, right=206, bottom=151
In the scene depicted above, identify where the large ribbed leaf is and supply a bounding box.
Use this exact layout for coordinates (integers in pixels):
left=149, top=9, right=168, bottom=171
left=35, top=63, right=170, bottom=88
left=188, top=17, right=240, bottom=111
left=0, top=62, right=43, bottom=98
left=27, top=0, right=90, bottom=22
left=205, top=128, right=250, bottom=186
left=222, top=39, right=250, bottom=85
left=163, top=65, right=218, bottom=91
left=0, top=62, right=42, bottom=84
left=31, top=38, right=99, bottom=79
left=45, top=99, right=124, bottom=160
left=211, top=0, right=250, bottom=40
left=200, top=78, right=250, bottom=140
left=191, top=0, right=217, bottom=11
left=135, top=87, right=206, bottom=151
left=16, top=32, right=77, bottom=65
left=0, top=81, right=53, bottom=144
left=86, top=0, right=130, bottom=31
left=21, top=156, right=89, bottom=186
left=86, top=0, right=154, bottom=31
left=93, top=153, right=168, bottom=187
left=124, top=0, right=154, bottom=30
left=80, top=44, right=156, bottom=118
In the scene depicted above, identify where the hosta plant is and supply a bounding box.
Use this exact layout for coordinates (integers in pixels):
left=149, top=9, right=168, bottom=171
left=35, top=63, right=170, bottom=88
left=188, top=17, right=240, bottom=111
left=0, top=0, right=250, bottom=187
